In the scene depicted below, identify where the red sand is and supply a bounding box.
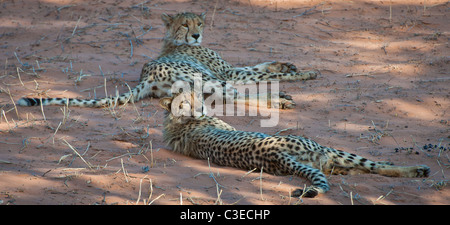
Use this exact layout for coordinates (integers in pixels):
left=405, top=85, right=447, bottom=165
left=0, top=0, right=449, bottom=205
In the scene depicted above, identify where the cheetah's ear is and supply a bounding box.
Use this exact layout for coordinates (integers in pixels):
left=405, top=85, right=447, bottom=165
left=200, top=12, right=206, bottom=20
left=160, top=97, right=173, bottom=112
left=161, top=13, right=173, bottom=27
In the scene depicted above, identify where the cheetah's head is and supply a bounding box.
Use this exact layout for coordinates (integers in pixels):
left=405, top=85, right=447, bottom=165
left=162, top=12, right=205, bottom=46
left=160, top=91, right=207, bottom=123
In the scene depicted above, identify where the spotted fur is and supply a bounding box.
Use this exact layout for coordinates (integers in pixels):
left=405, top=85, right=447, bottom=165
left=160, top=92, right=430, bottom=198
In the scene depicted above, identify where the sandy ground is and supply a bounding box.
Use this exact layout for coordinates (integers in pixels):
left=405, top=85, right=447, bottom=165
left=0, top=0, right=449, bottom=205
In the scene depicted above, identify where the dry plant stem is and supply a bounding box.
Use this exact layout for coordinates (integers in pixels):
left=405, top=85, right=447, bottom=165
left=207, top=157, right=225, bottom=189
left=149, top=140, right=154, bottom=168
left=274, top=126, right=298, bottom=135
left=60, top=99, right=70, bottom=126
left=147, top=178, right=153, bottom=204
left=121, top=158, right=129, bottom=183
left=210, top=0, right=219, bottom=30
left=14, top=52, right=24, bottom=67
left=2, top=110, right=11, bottom=130
left=240, top=168, right=257, bottom=180
left=206, top=157, right=224, bottom=205
left=16, top=67, right=24, bottom=86
left=350, top=191, right=354, bottom=205
left=52, top=122, right=62, bottom=144
left=82, top=141, right=91, bottom=156
left=6, top=87, right=20, bottom=120
left=124, top=83, right=141, bottom=118
left=215, top=184, right=223, bottom=205
left=180, top=192, right=183, bottom=205
left=105, top=152, right=140, bottom=162
left=39, top=97, right=46, bottom=121
left=56, top=154, right=71, bottom=165
left=72, top=16, right=82, bottom=36
left=148, top=194, right=165, bottom=205
left=136, top=175, right=148, bottom=205
left=374, top=189, right=393, bottom=204
left=62, top=139, right=93, bottom=169
left=104, top=77, right=108, bottom=99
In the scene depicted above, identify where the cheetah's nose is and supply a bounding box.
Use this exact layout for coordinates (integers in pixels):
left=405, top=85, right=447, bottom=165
left=192, top=33, right=200, bottom=40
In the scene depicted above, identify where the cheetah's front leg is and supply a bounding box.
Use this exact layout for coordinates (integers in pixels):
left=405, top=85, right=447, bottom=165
left=238, top=61, right=298, bottom=74
left=375, top=165, right=430, bottom=178
left=230, top=61, right=319, bottom=83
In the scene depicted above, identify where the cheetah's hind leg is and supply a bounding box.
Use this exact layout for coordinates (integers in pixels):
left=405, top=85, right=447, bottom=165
left=278, top=154, right=330, bottom=198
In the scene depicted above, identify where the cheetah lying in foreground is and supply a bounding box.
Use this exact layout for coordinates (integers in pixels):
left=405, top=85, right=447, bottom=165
left=160, top=92, right=430, bottom=198
left=18, top=12, right=317, bottom=109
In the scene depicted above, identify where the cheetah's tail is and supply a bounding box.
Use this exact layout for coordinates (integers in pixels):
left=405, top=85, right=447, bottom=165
left=17, top=97, right=122, bottom=107
left=17, top=86, right=141, bottom=108
left=325, top=147, right=430, bottom=178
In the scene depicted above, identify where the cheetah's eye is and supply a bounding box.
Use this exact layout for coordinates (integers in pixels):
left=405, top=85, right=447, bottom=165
left=182, top=23, right=188, bottom=28
left=198, top=22, right=202, bottom=26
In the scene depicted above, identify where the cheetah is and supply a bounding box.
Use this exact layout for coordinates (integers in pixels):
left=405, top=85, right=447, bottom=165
left=159, top=91, right=430, bottom=198
left=17, top=12, right=318, bottom=109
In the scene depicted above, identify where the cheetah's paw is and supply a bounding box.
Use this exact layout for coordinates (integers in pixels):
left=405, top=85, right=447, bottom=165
left=266, top=62, right=298, bottom=73
left=296, top=70, right=320, bottom=80
left=279, top=92, right=296, bottom=109
left=292, top=188, right=319, bottom=198
left=414, top=165, right=430, bottom=177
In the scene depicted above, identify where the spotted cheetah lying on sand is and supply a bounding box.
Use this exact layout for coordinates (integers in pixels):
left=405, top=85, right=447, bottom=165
left=18, top=12, right=317, bottom=109
left=160, top=92, right=430, bottom=198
